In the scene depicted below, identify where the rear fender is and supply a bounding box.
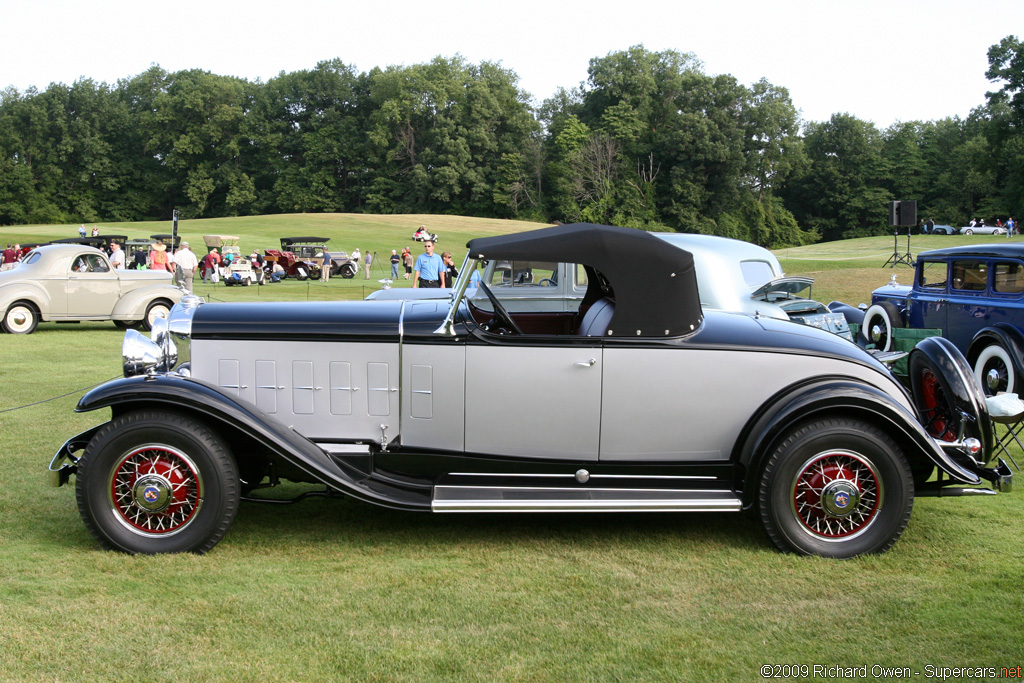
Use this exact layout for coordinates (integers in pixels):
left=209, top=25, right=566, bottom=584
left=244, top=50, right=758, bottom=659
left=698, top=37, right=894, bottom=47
left=73, top=375, right=427, bottom=510
left=736, top=377, right=982, bottom=508
left=967, top=323, right=1024, bottom=378
left=0, top=282, right=49, bottom=319
left=111, top=286, right=181, bottom=320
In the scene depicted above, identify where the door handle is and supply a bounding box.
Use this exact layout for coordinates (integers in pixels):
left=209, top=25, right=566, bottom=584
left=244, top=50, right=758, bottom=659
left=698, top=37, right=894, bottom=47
left=574, top=358, right=596, bottom=367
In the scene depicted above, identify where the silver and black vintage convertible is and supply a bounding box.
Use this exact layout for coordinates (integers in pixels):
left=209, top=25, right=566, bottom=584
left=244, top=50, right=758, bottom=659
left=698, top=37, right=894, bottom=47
left=49, top=224, right=1012, bottom=557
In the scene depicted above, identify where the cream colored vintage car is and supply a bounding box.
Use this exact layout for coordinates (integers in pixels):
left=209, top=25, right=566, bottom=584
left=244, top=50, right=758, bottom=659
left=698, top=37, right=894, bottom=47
left=0, top=244, right=182, bottom=334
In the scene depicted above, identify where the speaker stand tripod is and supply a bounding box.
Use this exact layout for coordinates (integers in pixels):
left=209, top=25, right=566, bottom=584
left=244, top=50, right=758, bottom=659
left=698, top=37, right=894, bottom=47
left=883, top=229, right=915, bottom=268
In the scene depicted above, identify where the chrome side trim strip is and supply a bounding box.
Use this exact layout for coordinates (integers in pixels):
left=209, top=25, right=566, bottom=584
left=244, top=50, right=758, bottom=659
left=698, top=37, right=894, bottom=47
left=432, top=485, right=742, bottom=513
left=318, top=443, right=372, bottom=455
left=446, top=472, right=718, bottom=480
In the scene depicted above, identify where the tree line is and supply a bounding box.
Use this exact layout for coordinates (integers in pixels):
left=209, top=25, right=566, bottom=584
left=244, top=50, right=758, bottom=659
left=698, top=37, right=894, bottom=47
left=1, top=39, right=1021, bottom=247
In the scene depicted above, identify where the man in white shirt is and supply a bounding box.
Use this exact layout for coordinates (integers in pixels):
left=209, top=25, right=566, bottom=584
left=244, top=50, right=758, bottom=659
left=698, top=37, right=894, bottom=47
left=108, top=242, right=126, bottom=270
left=173, top=241, right=199, bottom=293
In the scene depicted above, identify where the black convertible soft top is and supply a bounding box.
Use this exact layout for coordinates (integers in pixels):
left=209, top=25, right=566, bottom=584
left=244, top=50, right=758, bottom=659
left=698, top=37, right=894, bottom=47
left=466, top=223, right=702, bottom=337
left=281, top=236, right=331, bottom=246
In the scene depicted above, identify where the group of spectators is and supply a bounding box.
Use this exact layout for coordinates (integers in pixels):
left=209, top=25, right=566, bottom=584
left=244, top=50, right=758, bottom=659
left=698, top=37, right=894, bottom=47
left=2, top=243, right=24, bottom=270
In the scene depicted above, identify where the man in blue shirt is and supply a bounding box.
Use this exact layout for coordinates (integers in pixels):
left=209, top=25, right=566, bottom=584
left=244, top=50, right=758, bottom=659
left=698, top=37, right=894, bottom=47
left=413, top=240, right=445, bottom=288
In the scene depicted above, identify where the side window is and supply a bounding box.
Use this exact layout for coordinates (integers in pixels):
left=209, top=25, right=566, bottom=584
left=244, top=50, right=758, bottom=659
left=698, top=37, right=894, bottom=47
left=739, top=260, right=777, bottom=287
left=575, top=263, right=589, bottom=288
left=994, top=261, right=1024, bottom=294
left=918, top=261, right=947, bottom=289
left=486, top=260, right=559, bottom=288
left=951, top=260, right=988, bottom=292
left=87, top=254, right=109, bottom=272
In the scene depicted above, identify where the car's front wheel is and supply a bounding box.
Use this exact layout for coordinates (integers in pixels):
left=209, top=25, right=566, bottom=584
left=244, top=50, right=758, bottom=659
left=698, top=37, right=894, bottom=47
left=341, top=264, right=356, bottom=279
left=3, top=301, right=39, bottom=334
left=75, top=411, right=239, bottom=554
left=965, top=229, right=975, bottom=235
left=142, top=301, right=171, bottom=331
left=974, top=342, right=1016, bottom=397
left=758, top=418, right=913, bottom=558
left=860, top=301, right=902, bottom=351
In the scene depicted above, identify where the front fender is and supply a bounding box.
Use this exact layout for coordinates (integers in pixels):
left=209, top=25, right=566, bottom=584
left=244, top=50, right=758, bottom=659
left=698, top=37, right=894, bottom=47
left=74, top=374, right=427, bottom=510
left=111, top=285, right=182, bottom=320
left=910, top=336, right=993, bottom=455
left=736, top=377, right=983, bottom=508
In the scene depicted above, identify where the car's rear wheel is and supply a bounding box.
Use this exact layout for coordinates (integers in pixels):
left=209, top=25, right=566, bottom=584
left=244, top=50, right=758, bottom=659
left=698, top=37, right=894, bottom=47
left=142, top=301, right=171, bottom=331
left=758, top=418, right=913, bottom=558
left=75, top=411, right=239, bottom=554
left=974, top=342, right=1016, bottom=397
left=113, top=320, right=140, bottom=330
left=3, top=301, right=39, bottom=334
left=860, top=301, right=901, bottom=351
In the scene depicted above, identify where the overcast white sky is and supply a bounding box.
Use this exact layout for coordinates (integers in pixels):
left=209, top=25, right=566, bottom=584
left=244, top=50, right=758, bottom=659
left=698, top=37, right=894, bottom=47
left=2, top=0, right=1020, bottom=128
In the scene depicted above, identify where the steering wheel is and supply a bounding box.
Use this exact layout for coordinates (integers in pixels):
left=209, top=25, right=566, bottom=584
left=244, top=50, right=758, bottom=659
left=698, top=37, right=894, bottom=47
left=538, top=278, right=555, bottom=286
left=477, top=281, right=523, bottom=335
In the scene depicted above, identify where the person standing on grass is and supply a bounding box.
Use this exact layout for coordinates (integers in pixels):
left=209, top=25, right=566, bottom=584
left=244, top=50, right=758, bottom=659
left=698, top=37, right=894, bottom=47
left=320, top=248, right=331, bottom=282
left=149, top=239, right=173, bottom=272
left=413, top=240, right=444, bottom=288
left=390, top=250, right=400, bottom=279
left=108, top=242, right=125, bottom=270
left=403, top=247, right=413, bottom=279
left=2, top=244, right=18, bottom=271
left=364, top=249, right=373, bottom=279
left=173, top=241, right=199, bottom=293
left=441, top=251, right=458, bottom=287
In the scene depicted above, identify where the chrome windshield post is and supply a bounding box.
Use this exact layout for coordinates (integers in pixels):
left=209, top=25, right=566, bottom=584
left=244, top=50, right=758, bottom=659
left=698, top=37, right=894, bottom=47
left=434, top=254, right=478, bottom=336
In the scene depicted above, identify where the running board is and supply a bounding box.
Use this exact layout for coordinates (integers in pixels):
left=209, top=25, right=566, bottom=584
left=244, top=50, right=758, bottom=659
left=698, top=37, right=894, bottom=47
left=432, top=486, right=742, bottom=513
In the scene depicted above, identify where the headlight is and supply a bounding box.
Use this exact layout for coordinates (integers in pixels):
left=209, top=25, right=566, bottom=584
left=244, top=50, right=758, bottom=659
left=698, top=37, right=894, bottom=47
left=122, top=295, right=202, bottom=377
left=122, top=328, right=173, bottom=377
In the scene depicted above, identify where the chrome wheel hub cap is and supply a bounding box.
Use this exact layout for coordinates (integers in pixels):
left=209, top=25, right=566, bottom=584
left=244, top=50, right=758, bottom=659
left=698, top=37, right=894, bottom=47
left=820, top=479, right=861, bottom=518
left=986, top=367, right=1004, bottom=391
left=132, top=474, right=173, bottom=513
left=870, top=324, right=884, bottom=343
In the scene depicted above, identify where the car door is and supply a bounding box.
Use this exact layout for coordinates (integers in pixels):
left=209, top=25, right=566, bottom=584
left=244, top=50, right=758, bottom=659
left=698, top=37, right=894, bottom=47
left=66, top=253, right=120, bottom=317
left=945, top=259, right=990, bottom=350
left=915, top=259, right=949, bottom=334
left=464, top=338, right=603, bottom=461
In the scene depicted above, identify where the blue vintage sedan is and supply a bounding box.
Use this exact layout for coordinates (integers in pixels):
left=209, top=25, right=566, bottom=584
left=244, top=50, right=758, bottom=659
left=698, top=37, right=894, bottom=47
left=863, top=244, right=1024, bottom=396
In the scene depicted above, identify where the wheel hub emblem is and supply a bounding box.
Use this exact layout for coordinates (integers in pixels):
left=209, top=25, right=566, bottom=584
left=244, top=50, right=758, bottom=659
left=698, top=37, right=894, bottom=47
left=821, top=480, right=861, bottom=518
left=132, top=474, right=172, bottom=512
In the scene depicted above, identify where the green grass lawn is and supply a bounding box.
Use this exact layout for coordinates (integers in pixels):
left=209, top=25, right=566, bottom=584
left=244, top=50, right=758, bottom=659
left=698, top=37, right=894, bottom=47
left=2, top=217, right=1022, bottom=681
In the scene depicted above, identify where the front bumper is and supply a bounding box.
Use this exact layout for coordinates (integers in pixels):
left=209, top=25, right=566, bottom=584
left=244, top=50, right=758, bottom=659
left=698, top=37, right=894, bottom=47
left=48, top=426, right=102, bottom=487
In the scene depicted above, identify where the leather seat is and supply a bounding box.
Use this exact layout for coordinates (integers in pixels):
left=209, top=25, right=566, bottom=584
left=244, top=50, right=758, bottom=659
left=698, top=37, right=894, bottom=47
left=578, top=298, right=614, bottom=336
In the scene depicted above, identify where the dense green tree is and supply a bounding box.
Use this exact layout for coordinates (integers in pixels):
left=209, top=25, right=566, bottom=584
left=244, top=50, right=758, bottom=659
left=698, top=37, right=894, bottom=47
left=781, top=114, right=890, bottom=241
left=0, top=39, right=1021, bottom=241
left=364, top=56, right=539, bottom=217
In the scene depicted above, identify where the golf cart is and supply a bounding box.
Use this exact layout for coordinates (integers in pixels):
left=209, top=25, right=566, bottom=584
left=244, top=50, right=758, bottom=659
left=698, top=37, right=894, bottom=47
left=202, top=235, right=255, bottom=286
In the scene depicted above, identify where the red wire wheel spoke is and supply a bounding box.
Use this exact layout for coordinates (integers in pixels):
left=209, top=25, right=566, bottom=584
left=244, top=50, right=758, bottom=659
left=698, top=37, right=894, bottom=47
left=107, top=446, right=203, bottom=536
left=918, top=368, right=957, bottom=441
left=790, top=451, right=882, bottom=539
